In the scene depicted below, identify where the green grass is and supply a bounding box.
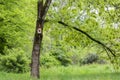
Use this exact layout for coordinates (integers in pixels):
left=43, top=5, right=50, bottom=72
left=0, top=64, right=120, bottom=80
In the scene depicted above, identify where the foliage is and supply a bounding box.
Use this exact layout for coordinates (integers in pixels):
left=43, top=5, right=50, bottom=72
left=0, top=48, right=30, bottom=73
left=80, top=53, right=99, bottom=64
left=80, top=53, right=106, bottom=65
left=50, top=46, right=72, bottom=66
left=40, top=54, right=60, bottom=68
left=43, top=0, right=120, bottom=69
left=0, top=0, right=36, bottom=55
left=0, top=0, right=35, bottom=73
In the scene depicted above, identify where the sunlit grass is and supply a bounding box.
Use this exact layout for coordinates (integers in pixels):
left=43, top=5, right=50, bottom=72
left=41, top=64, right=120, bottom=80
left=0, top=64, right=120, bottom=80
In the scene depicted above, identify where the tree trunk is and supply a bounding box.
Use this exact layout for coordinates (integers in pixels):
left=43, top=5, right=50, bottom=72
left=31, top=0, right=52, bottom=79
left=31, top=20, right=43, bottom=78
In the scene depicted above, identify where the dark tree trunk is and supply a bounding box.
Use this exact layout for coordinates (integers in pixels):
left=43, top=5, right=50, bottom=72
left=31, top=0, right=52, bottom=79
left=31, top=21, right=43, bottom=78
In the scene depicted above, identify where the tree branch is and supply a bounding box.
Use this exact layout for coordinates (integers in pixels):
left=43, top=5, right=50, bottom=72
left=41, top=0, right=52, bottom=21
left=58, top=21, right=116, bottom=57
left=45, top=20, right=116, bottom=57
left=38, top=0, right=43, bottom=19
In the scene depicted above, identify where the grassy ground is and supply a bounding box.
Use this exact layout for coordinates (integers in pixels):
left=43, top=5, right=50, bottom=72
left=0, top=64, right=120, bottom=80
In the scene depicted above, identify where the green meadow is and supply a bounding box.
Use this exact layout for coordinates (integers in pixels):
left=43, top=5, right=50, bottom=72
left=0, top=64, right=120, bottom=80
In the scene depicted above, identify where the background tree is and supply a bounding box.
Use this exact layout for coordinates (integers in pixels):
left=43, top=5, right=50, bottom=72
left=42, top=0, right=120, bottom=68
left=0, top=0, right=36, bottom=72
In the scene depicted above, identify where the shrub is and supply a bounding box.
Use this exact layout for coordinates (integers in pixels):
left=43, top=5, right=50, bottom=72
left=40, top=54, right=60, bottom=68
left=97, top=59, right=107, bottom=64
left=50, top=50, right=72, bottom=66
left=80, top=53, right=99, bottom=65
left=0, top=48, right=30, bottom=73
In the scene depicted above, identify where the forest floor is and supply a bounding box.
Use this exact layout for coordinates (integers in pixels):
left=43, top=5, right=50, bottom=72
left=0, top=64, right=120, bottom=80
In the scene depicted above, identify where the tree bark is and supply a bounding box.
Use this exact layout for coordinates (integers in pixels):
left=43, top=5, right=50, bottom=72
left=31, top=20, right=43, bottom=78
left=31, top=0, right=52, bottom=79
